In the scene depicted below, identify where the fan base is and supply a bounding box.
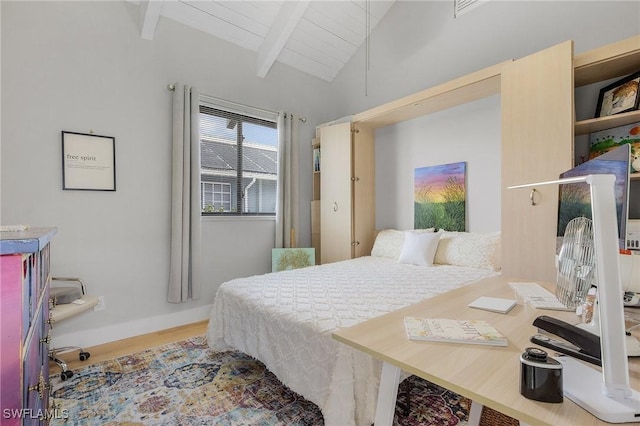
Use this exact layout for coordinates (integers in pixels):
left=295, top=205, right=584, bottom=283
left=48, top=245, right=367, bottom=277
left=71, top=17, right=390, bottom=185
left=558, top=356, right=640, bottom=423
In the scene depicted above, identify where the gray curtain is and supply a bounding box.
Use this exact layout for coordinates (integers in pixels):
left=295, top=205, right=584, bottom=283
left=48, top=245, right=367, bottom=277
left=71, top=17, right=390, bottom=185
left=168, top=84, right=202, bottom=303
left=275, top=112, right=300, bottom=248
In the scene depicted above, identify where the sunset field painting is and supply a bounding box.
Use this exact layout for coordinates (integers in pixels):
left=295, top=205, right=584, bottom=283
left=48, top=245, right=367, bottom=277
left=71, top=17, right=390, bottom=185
left=414, top=162, right=466, bottom=231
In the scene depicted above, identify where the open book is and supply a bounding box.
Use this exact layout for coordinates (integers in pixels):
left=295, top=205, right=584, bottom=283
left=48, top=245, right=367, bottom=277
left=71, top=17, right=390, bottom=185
left=404, top=317, right=508, bottom=347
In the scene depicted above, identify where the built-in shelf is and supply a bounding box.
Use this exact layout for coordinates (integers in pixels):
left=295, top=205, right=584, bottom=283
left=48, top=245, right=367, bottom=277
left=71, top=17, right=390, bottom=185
left=573, top=35, right=640, bottom=188
left=574, top=35, right=640, bottom=87
left=575, top=110, right=640, bottom=136
left=312, top=138, right=321, bottom=201
left=345, top=36, right=639, bottom=134
left=353, top=61, right=510, bottom=129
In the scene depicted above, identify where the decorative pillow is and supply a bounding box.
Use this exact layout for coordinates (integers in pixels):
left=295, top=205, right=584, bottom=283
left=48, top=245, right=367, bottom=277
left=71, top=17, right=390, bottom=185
left=398, top=231, right=441, bottom=266
left=434, top=231, right=501, bottom=271
left=371, top=228, right=434, bottom=259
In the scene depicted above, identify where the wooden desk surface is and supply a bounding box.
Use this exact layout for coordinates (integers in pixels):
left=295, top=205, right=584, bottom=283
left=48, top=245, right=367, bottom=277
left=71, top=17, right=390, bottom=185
left=332, top=275, right=640, bottom=426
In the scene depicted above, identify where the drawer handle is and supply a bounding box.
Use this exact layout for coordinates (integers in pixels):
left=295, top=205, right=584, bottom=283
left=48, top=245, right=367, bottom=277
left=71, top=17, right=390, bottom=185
left=28, top=371, right=49, bottom=400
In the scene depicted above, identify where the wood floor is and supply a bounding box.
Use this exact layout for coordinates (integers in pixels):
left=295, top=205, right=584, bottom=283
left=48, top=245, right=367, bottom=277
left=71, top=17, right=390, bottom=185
left=50, top=320, right=208, bottom=373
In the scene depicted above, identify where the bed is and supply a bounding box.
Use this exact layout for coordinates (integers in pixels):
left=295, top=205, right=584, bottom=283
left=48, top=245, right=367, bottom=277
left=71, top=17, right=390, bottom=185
left=207, top=229, right=502, bottom=426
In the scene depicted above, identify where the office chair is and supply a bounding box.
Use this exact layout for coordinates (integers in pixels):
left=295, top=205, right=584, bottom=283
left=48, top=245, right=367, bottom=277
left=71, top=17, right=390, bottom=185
left=49, top=277, right=99, bottom=380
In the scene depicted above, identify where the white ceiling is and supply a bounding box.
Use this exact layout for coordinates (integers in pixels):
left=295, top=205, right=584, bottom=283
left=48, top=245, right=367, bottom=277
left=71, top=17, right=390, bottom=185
left=137, top=1, right=396, bottom=82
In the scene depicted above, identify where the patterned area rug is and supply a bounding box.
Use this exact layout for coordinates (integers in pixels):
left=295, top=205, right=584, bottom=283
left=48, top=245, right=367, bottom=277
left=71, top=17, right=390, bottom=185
left=50, top=335, right=471, bottom=425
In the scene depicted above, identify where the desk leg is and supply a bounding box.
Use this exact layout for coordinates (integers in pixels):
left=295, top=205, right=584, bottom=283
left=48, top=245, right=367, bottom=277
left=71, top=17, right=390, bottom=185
left=374, top=362, right=401, bottom=426
left=468, top=401, right=483, bottom=426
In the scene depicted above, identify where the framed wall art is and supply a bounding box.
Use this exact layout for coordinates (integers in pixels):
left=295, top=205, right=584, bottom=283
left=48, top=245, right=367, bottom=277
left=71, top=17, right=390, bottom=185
left=61, top=131, right=116, bottom=191
left=594, top=71, right=640, bottom=118
left=414, top=161, right=466, bottom=231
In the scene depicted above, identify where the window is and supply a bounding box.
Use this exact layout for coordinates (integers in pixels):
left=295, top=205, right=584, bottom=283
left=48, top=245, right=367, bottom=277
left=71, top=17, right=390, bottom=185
left=200, top=97, right=278, bottom=215
left=201, top=182, right=231, bottom=212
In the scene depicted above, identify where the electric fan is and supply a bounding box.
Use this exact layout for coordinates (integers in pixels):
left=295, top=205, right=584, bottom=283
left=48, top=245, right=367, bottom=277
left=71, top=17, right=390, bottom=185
left=557, top=217, right=640, bottom=355
left=510, top=174, right=640, bottom=423
left=556, top=216, right=595, bottom=309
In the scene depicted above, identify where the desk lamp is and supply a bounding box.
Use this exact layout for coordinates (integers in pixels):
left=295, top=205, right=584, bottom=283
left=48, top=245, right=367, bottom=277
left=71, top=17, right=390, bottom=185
left=510, top=174, right=640, bottom=422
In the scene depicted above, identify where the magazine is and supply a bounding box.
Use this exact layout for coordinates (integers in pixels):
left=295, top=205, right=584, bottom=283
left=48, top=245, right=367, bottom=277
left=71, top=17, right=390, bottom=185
left=404, top=317, right=508, bottom=346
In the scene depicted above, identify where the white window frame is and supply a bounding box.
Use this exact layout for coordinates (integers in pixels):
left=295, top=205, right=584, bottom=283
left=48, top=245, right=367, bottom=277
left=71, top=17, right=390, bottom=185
left=201, top=181, right=231, bottom=212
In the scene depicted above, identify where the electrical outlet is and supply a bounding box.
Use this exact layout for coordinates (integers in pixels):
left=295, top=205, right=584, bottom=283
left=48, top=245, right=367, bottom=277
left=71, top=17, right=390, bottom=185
left=94, top=296, right=106, bottom=312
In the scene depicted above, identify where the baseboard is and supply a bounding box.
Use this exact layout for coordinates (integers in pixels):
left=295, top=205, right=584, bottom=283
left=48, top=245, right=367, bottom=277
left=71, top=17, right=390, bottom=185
left=50, top=304, right=212, bottom=349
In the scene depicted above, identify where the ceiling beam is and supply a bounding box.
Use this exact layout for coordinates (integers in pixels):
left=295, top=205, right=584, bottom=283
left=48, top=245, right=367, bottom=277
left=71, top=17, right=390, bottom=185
left=140, top=1, right=163, bottom=40
left=256, top=1, right=310, bottom=79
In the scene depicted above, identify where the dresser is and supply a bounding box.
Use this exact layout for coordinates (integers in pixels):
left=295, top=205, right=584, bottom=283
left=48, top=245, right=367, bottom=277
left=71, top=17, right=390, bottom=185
left=1, top=228, right=57, bottom=425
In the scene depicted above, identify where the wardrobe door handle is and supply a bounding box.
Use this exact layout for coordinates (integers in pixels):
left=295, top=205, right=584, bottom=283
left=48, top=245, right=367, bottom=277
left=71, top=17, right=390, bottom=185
left=530, top=188, right=537, bottom=206
left=333, top=202, right=338, bottom=212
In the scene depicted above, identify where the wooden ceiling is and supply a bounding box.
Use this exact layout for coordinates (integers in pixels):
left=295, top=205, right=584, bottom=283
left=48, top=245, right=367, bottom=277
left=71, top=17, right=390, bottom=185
left=137, top=1, right=396, bottom=82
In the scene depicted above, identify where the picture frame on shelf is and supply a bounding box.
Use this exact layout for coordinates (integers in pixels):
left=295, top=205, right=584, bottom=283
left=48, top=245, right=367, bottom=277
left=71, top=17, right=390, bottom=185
left=588, top=122, right=640, bottom=173
left=594, top=71, right=640, bottom=118
left=62, top=131, right=116, bottom=191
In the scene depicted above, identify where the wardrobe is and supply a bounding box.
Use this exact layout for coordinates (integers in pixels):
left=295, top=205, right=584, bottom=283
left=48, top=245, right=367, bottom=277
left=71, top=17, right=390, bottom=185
left=318, top=121, right=375, bottom=264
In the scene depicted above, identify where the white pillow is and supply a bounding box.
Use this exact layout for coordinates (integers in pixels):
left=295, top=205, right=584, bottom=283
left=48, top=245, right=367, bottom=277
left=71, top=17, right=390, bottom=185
left=434, top=231, right=501, bottom=271
left=371, top=229, right=405, bottom=259
left=398, top=231, right=441, bottom=266
left=371, top=228, right=434, bottom=260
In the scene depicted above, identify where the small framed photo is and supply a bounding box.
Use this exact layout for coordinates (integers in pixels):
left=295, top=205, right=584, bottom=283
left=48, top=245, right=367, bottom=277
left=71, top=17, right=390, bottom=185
left=62, top=131, right=116, bottom=191
left=595, top=71, right=640, bottom=118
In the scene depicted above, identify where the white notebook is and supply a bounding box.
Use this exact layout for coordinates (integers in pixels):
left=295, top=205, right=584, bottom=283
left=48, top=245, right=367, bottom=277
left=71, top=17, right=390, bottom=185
left=468, top=296, right=517, bottom=314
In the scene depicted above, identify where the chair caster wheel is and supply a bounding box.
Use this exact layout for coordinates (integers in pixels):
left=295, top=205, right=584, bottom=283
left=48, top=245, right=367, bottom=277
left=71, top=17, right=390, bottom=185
left=79, top=351, right=90, bottom=361
left=60, top=370, right=73, bottom=381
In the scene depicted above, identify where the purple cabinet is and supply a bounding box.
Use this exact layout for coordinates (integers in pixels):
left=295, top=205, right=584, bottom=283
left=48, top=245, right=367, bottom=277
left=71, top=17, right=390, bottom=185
left=1, top=228, right=56, bottom=425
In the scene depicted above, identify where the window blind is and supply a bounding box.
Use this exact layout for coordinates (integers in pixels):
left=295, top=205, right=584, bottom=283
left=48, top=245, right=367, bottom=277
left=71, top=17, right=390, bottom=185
left=199, top=97, right=278, bottom=215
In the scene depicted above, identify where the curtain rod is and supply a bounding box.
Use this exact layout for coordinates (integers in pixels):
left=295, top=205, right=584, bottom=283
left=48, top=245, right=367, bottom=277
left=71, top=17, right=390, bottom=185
left=167, top=84, right=306, bottom=122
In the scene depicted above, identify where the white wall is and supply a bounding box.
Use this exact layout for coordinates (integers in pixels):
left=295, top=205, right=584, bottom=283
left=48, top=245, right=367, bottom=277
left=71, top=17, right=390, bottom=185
left=2, top=1, right=639, bottom=347
left=330, top=1, right=640, bottom=117
left=330, top=1, right=639, bottom=232
left=0, top=1, right=334, bottom=347
left=375, top=95, right=501, bottom=231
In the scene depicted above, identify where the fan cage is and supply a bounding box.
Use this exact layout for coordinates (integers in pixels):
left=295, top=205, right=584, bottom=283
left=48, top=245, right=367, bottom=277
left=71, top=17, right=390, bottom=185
left=556, top=217, right=596, bottom=308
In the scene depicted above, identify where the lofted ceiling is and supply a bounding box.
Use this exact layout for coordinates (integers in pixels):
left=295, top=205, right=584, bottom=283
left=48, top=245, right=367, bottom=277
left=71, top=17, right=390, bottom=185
left=137, top=1, right=396, bottom=82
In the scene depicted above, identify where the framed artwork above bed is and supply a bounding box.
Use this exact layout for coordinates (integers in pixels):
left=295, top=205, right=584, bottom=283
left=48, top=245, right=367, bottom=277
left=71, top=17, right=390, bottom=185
left=414, top=161, right=466, bottom=231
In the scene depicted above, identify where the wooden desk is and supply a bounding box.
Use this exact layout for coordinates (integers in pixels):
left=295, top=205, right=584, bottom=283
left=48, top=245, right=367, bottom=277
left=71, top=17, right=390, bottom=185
left=332, top=275, right=640, bottom=426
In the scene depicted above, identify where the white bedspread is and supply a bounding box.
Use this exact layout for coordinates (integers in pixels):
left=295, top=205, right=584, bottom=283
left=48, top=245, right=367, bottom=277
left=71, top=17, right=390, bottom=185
left=207, top=256, right=499, bottom=426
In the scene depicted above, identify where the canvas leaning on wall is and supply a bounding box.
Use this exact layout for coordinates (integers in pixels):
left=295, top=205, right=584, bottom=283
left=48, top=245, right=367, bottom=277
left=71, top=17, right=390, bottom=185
left=271, top=248, right=315, bottom=272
